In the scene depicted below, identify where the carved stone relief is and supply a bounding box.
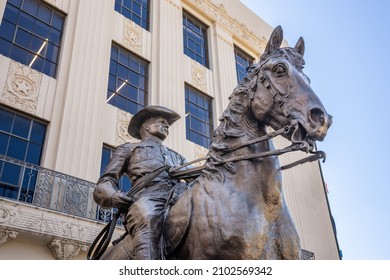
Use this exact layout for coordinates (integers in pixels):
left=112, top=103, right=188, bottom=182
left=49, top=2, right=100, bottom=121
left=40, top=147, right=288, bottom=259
left=1, top=61, right=42, bottom=114
left=116, top=109, right=139, bottom=146
left=0, top=228, right=18, bottom=246
left=61, top=221, right=86, bottom=240
left=0, top=200, right=125, bottom=244
left=191, top=61, right=207, bottom=92
left=48, top=238, right=88, bottom=260
left=123, top=18, right=143, bottom=55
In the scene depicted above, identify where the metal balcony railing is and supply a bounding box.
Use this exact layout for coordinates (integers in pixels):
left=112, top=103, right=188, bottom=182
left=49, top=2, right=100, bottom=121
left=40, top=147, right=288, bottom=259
left=0, top=155, right=117, bottom=223
left=301, top=249, right=315, bottom=260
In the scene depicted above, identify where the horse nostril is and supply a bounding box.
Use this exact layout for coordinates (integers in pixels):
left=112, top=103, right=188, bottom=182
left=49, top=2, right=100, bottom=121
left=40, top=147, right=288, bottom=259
left=310, top=108, right=326, bottom=126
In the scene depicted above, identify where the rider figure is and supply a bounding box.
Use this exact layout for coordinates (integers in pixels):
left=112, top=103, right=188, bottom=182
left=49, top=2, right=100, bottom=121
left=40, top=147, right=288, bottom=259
left=93, top=106, right=188, bottom=259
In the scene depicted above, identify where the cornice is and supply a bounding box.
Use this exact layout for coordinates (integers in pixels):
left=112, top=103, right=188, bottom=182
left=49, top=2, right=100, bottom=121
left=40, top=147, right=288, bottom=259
left=0, top=198, right=125, bottom=246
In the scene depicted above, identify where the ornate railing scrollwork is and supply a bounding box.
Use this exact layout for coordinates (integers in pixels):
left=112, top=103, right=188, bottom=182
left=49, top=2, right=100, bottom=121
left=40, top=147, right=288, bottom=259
left=0, top=155, right=112, bottom=223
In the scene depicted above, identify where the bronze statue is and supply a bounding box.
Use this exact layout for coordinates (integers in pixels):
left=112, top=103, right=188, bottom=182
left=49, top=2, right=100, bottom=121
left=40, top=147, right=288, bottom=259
left=93, top=106, right=188, bottom=259
left=90, top=26, right=332, bottom=260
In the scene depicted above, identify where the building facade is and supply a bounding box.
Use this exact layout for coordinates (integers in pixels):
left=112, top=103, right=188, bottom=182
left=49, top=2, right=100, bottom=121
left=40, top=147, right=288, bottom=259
left=0, top=0, right=340, bottom=259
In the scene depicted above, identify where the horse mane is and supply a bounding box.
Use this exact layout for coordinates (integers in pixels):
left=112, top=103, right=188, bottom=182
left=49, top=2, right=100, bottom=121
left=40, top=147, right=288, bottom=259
left=203, top=46, right=305, bottom=180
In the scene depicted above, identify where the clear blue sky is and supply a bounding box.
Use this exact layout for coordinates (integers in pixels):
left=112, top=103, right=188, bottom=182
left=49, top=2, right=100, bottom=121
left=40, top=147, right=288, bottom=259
left=240, top=0, right=390, bottom=260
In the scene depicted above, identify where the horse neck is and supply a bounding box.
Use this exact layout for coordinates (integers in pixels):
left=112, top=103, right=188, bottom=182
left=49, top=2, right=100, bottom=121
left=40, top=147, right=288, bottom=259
left=205, top=104, right=283, bottom=199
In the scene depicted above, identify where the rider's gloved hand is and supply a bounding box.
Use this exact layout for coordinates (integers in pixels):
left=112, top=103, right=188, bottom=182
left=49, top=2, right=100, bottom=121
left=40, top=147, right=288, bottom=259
left=111, top=192, right=134, bottom=211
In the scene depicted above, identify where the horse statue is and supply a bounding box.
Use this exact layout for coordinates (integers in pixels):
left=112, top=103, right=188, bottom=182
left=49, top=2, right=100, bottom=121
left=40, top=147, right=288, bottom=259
left=161, top=25, right=332, bottom=260
left=88, top=26, right=332, bottom=260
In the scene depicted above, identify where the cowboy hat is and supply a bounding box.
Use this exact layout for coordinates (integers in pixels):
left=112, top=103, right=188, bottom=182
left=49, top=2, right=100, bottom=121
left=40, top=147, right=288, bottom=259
left=127, top=105, right=180, bottom=139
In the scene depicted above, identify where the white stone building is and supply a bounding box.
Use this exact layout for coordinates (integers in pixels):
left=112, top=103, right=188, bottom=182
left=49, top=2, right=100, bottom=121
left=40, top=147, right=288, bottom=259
left=0, top=0, right=340, bottom=259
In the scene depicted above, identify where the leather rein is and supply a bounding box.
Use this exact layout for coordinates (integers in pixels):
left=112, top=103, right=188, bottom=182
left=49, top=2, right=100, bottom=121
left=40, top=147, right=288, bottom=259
left=171, top=66, right=326, bottom=178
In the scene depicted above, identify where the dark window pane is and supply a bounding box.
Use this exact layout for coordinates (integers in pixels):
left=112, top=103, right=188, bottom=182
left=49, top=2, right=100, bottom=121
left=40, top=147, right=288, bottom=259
left=30, top=122, right=46, bottom=143
left=30, top=54, right=44, bottom=72
left=1, top=162, right=21, bottom=186
left=0, top=133, right=10, bottom=155
left=0, top=20, right=16, bottom=42
left=128, top=70, right=138, bottom=86
left=43, top=60, right=56, bottom=77
left=34, top=20, right=50, bottom=39
left=119, top=176, right=132, bottom=192
left=37, top=5, right=51, bottom=24
left=12, top=115, right=30, bottom=138
left=52, top=12, right=64, bottom=30
left=123, top=0, right=131, bottom=8
left=4, top=5, right=20, bottom=24
left=8, top=0, right=22, bottom=6
left=18, top=12, right=35, bottom=31
left=10, top=44, right=29, bottom=64
left=0, top=109, right=14, bottom=132
left=15, top=28, right=32, bottom=48
left=45, top=43, right=58, bottom=63
left=26, top=142, right=41, bottom=164
left=30, top=35, right=46, bottom=53
left=0, top=38, right=12, bottom=56
left=8, top=137, right=28, bottom=160
left=100, top=146, right=112, bottom=174
left=49, top=28, right=61, bottom=45
left=22, top=0, right=38, bottom=16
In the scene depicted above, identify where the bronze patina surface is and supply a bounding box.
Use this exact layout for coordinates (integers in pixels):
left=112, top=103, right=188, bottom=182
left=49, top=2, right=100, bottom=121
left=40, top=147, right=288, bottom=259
left=91, top=26, right=332, bottom=260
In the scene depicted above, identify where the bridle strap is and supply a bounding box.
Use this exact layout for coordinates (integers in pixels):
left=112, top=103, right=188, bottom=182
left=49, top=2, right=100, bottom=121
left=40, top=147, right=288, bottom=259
left=258, top=71, right=291, bottom=118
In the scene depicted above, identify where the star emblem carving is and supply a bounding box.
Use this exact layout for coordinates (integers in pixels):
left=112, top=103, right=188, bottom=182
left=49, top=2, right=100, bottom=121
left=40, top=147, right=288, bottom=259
left=13, top=79, right=33, bottom=96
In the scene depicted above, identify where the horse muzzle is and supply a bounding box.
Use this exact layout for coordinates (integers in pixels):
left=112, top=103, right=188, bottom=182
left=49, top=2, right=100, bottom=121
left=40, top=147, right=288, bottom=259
left=307, top=107, right=332, bottom=141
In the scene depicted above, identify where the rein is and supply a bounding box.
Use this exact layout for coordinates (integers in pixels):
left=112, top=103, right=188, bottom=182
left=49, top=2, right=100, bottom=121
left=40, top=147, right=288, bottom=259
left=170, top=123, right=326, bottom=179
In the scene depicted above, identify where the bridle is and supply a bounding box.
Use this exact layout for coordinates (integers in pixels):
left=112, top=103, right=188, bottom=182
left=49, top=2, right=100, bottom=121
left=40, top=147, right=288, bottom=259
left=171, top=56, right=326, bottom=178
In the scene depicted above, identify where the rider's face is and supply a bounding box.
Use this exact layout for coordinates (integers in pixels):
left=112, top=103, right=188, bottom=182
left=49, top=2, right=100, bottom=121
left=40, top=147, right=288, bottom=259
left=144, top=117, right=169, bottom=140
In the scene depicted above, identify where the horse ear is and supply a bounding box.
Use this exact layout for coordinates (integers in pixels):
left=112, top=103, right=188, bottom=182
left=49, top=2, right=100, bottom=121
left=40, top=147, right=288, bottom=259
left=264, top=25, right=283, bottom=55
left=294, top=37, right=305, bottom=57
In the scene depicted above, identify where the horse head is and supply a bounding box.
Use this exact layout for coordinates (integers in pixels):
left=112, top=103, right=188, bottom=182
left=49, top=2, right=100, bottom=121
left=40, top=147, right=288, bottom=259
left=246, top=26, right=332, bottom=147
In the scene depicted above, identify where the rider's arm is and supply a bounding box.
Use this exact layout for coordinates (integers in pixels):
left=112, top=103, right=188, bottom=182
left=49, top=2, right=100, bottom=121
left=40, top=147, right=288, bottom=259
left=93, top=143, right=132, bottom=208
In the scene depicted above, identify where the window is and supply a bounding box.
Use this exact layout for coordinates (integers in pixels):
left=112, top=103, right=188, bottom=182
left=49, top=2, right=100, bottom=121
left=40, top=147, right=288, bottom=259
left=0, top=107, right=46, bottom=202
left=107, top=44, right=148, bottom=115
left=100, top=145, right=132, bottom=194
left=185, top=85, right=213, bottom=148
left=0, top=0, right=65, bottom=78
left=234, top=46, right=254, bottom=83
left=183, top=11, right=209, bottom=68
left=114, top=0, right=149, bottom=30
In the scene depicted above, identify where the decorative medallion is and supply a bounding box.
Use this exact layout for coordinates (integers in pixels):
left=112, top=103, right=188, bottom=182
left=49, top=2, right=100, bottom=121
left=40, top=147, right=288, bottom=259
left=123, top=19, right=142, bottom=55
left=191, top=61, right=207, bottom=92
left=116, top=109, right=138, bottom=146
left=1, top=61, right=42, bottom=114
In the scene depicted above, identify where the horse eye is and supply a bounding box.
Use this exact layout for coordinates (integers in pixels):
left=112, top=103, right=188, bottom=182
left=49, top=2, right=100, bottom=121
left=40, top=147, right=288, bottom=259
left=274, top=64, right=286, bottom=75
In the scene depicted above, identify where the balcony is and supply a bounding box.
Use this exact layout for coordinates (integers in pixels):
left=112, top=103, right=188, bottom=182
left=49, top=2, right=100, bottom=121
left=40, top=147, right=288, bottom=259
left=0, top=154, right=118, bottom=222
left=0, top=155, right=125, bottom=259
